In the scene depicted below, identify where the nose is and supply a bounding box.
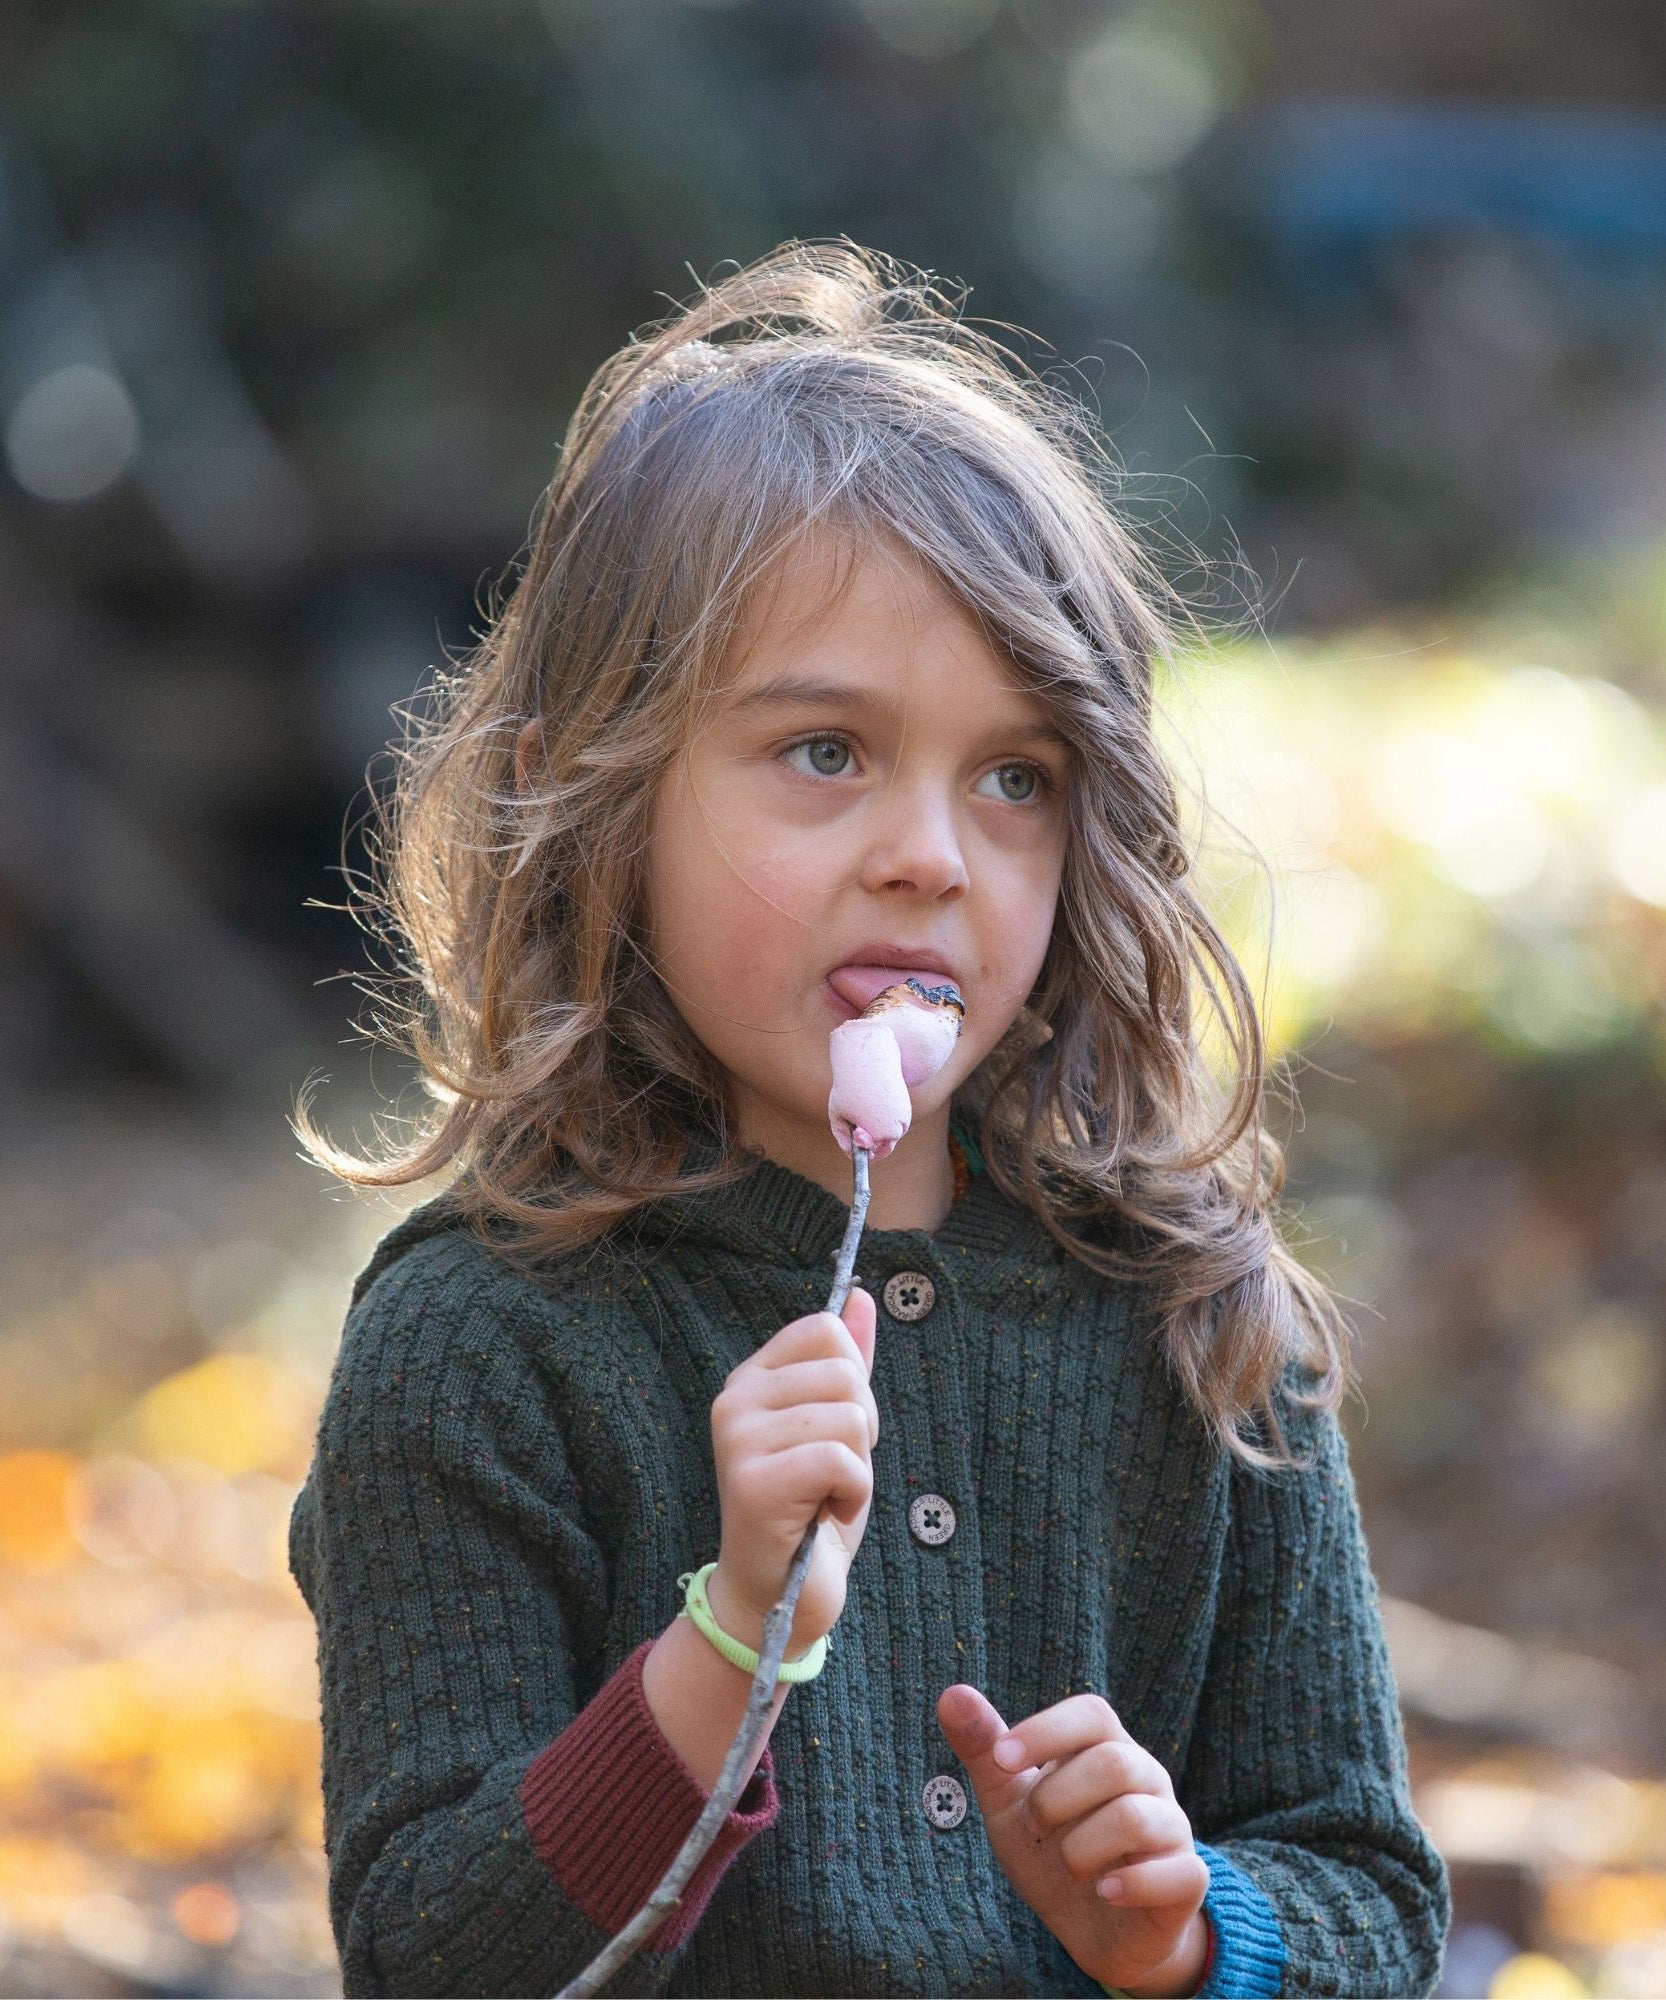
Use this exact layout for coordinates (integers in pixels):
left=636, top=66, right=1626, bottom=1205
left=856, top=778, right=970, bottom=900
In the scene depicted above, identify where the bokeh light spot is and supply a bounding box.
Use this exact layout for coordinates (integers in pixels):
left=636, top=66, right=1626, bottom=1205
left=173, top=1879, right=241, bottom=1946
left=5, top=364, right=139, bottom=503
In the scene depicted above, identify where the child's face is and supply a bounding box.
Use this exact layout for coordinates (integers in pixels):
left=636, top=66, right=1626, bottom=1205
left=645, top=531, right=1071, bottom=1177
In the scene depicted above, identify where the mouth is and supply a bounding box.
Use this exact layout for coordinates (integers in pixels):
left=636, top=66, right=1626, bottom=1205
left=825, top=961, right=962, bottom=1017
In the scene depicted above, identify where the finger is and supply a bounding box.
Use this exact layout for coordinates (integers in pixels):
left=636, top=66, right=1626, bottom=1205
left=1096, top=1849, right=1211, bottom=1909
left=1028, top=1739, right=1178, bottom=1836
left=1059, top=1792, right=1192, bottom=1878
left=936, top=1683, right=1018, bottom=1781
left=992, top=1691, right=1132, bottom=1773
left=841, top=1286, right=876, bottom=1377
left=745, top=1357, right=881, bottom=1447
left=759, top=1310, right=869, bottom=1376
left=730, top=1398, right=872, bottom=1464
left=764, top=1438, right=872, bottom=1524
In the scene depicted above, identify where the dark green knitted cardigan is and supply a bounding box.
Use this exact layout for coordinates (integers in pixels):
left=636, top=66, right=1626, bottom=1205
left=289, top=1126, right=1450, bottom=1997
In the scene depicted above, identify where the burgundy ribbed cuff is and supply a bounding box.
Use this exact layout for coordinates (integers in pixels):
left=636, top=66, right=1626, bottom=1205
left=520, top=1636, right=780, bottom=1954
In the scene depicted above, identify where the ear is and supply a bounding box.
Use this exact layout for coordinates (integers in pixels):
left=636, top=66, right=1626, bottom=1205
left=515, top=719, right=544, bottom=796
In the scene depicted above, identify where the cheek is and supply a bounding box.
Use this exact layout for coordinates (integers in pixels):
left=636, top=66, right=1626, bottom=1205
left=977, top=856, right=1062, bottom=1016
left=680, top=753, right=838, bottom=898
left=643, top=769, right=720, bottom=973
left=709, top=835, right=832, bottom=994
left=986, top=839, right=1063, bottom=940
left=646, top=769, right=825, bottom=985
left=739, top=841, right=830, bottom=925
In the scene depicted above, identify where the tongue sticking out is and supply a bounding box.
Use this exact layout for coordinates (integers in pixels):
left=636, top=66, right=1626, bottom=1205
left=828, top=963, right=955, bottom=1015
left=827, top=976, right=966, bottom=1161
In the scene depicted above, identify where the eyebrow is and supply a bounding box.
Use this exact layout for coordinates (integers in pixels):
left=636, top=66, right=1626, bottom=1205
left=728, top=675, right=1073, bottom=750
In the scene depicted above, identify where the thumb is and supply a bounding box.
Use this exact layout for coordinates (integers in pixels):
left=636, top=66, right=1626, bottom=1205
left=936, top=1683, right=1017, bottom=1784
left=840, top=1284, right=877, bottom=1378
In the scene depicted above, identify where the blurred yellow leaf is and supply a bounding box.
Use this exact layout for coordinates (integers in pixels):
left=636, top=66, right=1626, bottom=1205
left=12, top=1658, right=158, bottom=1773
left=132, top=1353, right=307, bottom=1476
left=289, top=1783, right=324, bottom=1852
left=1491, top=1952, right=1589, bottom=1997
left=1543, top=1869, right=1666, bottom=1949
left=0, top=1835, right=95, bottom=1928
left=0, top=1449, right=83, bottom=1567
left=0, top=1710, right=35, bottom=1795
left=130, top=1711, right=287, bottom=1859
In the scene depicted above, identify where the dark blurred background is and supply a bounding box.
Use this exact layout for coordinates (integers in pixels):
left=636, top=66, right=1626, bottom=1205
left=2, top=2, right=1664, bottom=1995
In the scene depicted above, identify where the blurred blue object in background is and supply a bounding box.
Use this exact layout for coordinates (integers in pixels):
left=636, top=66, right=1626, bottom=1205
left=1217, top=97, right=1666, bottom=298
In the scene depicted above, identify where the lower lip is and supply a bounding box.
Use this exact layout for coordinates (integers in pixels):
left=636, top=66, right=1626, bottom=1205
left=824, top=979, right=860, bottom=1021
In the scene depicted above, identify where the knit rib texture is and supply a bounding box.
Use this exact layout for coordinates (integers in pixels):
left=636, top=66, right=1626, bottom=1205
left=520, top=1637, right=777, bottom=1953
left=289, top=1124, right=1451, bottom=1997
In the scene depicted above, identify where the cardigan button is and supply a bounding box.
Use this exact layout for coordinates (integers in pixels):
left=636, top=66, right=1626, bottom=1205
left=908, top=1493, right=956, bottom=1546
left=883, top=1271, right=936, bottom=1321
left=921, top=1773, right=968, bottom=1830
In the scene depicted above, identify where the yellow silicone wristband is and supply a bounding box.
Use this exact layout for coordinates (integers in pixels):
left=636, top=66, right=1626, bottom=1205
left=676, top=1562, right=828, bottom=1683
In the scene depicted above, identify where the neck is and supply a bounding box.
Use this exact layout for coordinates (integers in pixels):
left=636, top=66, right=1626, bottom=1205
left=735, top=1099, right=957, bottom=1232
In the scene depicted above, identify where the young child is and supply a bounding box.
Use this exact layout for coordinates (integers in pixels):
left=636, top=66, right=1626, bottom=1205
left=288, top=240, right=1451, bottom=1998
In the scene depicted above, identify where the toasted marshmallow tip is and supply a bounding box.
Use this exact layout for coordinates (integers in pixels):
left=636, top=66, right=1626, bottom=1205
left=859, top=975, right=964, bottom=1020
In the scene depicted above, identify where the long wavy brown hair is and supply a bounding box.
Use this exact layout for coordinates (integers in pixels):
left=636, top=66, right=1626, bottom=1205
left=293, top=236, right=1357, bottom=1476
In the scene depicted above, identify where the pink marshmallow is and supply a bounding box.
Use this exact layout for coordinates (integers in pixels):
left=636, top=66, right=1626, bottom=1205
left=828, top=1018, right=911, bottom=1160
left=828, top=978, right=965, bottom=1161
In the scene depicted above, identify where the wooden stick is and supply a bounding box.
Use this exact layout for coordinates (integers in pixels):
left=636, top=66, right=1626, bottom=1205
left=555, top=1144, right=872, bottom=1998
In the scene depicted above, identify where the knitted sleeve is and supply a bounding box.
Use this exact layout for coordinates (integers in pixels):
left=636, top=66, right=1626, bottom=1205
left=1176, top=1368, right=1452, bottom=1998
left=287, top=1234, right=779, bottom=1997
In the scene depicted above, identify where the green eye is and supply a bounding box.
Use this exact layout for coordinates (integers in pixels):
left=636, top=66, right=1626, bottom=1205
left=987, top=764, right=1044, bottom=804
left=778, top=733, right=1055, bottom=807
left=787, top=736, right=853, bottom=778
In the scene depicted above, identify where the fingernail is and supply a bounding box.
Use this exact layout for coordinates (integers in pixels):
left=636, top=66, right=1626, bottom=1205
left=993, top=1736, right=1025, bottom=1769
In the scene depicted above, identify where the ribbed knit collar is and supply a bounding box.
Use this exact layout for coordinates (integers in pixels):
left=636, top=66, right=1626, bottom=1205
left=623, top=1124, right=1043, bottom=1271
left=352, top=1125, right=1049, bottom=1309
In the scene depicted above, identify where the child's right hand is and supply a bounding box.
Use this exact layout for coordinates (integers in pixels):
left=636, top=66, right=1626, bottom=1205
left=706, top=1286, right=879, bottom=1664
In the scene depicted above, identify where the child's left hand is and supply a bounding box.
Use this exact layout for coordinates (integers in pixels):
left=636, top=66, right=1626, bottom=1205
left=937, top=1684, right=1211, bottom=1997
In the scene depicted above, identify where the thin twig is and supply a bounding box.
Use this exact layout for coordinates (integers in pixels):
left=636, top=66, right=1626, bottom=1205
left=556, top=1145, right=872, bottom=1998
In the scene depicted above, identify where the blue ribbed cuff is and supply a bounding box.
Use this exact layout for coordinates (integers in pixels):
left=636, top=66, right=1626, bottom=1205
left=1194, top=1841, right=1286, bottom=1996
left=1094, top=1842, right=1285, bottom=1999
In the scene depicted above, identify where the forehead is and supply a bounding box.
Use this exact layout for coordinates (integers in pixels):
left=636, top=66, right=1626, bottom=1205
left=719, top=529, right=1049, bottom=715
